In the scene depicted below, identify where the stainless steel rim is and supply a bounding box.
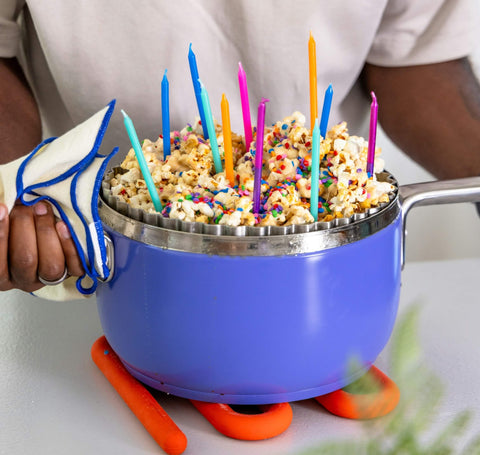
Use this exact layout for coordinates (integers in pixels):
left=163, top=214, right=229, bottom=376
left=99, top=194, right=401, bottom=256
left=99, top=169, right=480, bottom=258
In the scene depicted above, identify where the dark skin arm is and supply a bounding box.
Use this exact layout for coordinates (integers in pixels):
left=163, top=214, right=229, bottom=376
left=0, top=58, right=83, bottom=292
left=361, top=58, right=480, bottom=180
left=0, top=57, right=42, bottom=164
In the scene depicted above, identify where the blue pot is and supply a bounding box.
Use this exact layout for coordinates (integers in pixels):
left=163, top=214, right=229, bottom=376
left=96, top=175, right=480, bottom=404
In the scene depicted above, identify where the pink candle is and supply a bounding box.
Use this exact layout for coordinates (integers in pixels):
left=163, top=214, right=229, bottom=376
left=253, top=98, right=269, bottom=214
left=238, top=62, right=253, bottom=153
left=366, top=92, right=378, bottom=177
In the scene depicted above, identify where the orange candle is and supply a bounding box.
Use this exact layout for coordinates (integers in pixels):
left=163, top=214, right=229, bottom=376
left=308, top=32, right=318, bottom=132
left=221, top=94, right=235, bottom=186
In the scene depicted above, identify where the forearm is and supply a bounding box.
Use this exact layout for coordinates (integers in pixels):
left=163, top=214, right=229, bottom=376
left=361, top=59, right=480, bottom=180
left=0, top=57, right=41, bottom=164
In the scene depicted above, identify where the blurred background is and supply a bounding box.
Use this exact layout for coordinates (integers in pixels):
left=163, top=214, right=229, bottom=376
left=381, top=3, right=480, bottom=263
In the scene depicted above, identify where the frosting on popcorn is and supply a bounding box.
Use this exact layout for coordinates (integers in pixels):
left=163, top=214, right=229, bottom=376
left=109, top=113, right=393, bottom=227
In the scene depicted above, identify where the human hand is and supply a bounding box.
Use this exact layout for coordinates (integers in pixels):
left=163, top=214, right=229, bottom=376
left=0, top=201, right=84, bottom=292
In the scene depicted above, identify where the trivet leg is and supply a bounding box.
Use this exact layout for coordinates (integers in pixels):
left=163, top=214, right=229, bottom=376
left=190, top=400, right=293, bottom=440
left=92, top=336, right=187, bottom=455
left=315, top=366, right=400, bottom=419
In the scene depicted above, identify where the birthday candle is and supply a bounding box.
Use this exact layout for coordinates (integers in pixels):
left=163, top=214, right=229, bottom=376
left=161, top=69, right=171, bottom=157
left=366, top=91, right=378, bottom=177
left=308, top=32, right=318, bottom=132
left=238, top=62, right=253, bottom=152
left=253, top=98, right=269, bottom=214
left=221, top=94, right=235, bottom=186
left=121, top=109, right=163, bottom=212
left=310, top=119, right=320, bottom=221
left=199, top=80, right=223, bottom=174
left=188, top=44, right=209, bottom=139
left=320, top=84, right=333, bottom=139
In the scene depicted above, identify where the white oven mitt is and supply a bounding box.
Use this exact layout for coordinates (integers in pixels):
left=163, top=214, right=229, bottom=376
left=0, top=100, right=118, bottom=300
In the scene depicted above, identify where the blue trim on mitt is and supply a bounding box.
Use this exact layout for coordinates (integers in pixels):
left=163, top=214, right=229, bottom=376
left=92, top=146, right=119, bottom=278
left=19, top=100, right=117, bottom=197
left=16, top=137, right=57, bottom=198
left=14, top=100, right=118, bottom=295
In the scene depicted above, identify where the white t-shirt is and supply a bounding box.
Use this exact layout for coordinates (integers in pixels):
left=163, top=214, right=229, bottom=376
left=0, top=0, right=475, bottom=158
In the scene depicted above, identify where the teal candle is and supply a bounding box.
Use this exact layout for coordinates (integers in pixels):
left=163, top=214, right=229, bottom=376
left=121, top=109, right=163, bottom=212
left=161, top=69, right=171, bottom=157
left=199, top=81, right=223, bottom=174
left=310, top=119, right=321, bottom=221
left=320, top=84, right=333, bottom=139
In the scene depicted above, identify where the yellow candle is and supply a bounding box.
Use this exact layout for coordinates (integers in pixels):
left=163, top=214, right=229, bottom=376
left=221, top=94, right=235, bottom=186
left=309, top=32, right=318, bottom=132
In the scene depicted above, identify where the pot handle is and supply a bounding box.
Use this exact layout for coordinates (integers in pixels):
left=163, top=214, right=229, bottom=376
left=399, top=176, right=480, bottom=267
left=97, top=232, right=115, bottom=283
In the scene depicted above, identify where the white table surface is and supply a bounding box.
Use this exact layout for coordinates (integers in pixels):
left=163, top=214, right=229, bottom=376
left=1, top=257, right=479, bottom=455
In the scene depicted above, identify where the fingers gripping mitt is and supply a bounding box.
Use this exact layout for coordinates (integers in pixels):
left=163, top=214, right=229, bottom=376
left=0, top=100, right=118, bottom=300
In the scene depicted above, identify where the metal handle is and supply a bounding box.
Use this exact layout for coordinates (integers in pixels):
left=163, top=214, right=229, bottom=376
left=399, top=176, right=480, bottom=267
left=97, top=232, right=115, bottom=283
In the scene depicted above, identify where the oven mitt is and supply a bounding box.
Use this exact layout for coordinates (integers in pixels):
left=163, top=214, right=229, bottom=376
left=0, top=100, right=118, bottom=300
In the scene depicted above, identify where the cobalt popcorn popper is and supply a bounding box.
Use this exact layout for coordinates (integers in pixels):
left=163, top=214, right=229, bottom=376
left=93, top=168, right=480, bottom=454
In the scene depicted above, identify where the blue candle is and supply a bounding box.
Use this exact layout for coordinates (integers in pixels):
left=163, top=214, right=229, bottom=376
left=161, top=69, right=171, bottom=157
left=188, top=44, right=209, bottom=139
left=199, top=81, right=223, bottom=174
left=310, top=119, right=320, bottom=221
left=121, top=109, right=163, bottom=212
left=320, top=84, right=333, bottom=139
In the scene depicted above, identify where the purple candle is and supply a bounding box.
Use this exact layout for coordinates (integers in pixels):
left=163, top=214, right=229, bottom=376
left=366, top=91, right=378, bottom=177
left=253, top=98, right=269, bottom=214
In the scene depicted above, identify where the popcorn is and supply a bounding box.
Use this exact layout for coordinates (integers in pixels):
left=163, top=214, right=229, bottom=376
left=110, top=113, right=394, bottom=227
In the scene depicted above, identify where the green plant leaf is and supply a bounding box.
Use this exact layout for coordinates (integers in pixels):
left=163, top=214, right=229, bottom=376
left=287, top=304, right=479, bottom=455
left=425, top=410, right=472, bottom=453
left=461, top=434, right=480, bottom=455
left=296, top=440, right=367, bottom=455
left=389, top=304, right=422, bottom=382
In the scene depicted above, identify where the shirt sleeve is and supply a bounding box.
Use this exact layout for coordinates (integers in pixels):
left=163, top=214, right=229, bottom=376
left=0, top=0, right=25, bottom=58
left=367, top=0, right=476, bottom=66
